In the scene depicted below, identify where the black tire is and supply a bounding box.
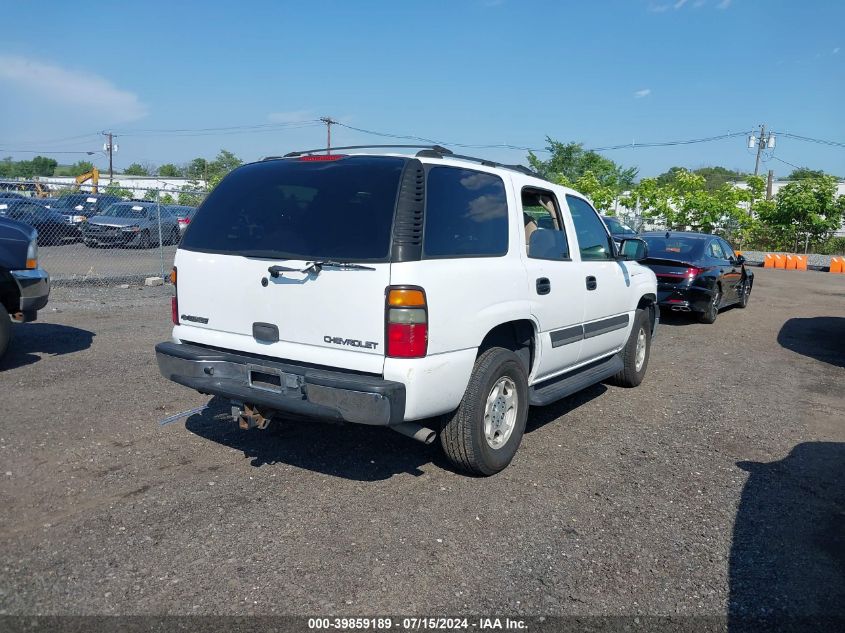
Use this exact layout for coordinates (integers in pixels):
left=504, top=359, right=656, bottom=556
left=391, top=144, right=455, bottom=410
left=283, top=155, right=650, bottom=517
left=699, top=288, right=722, bottom=324
left=440, top=347, right=529, bottom=476
left=737, top=280, right=750, bottom=308
left=0, top=311, right=10, bottom=361
left=139, top=230, right=151, bottom=249
left=612, top=308, right=651, bottom=388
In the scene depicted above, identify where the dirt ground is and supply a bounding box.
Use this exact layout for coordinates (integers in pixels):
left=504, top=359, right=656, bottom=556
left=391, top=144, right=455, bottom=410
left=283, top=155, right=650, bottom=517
left=0, top=268, right=842, bottom=618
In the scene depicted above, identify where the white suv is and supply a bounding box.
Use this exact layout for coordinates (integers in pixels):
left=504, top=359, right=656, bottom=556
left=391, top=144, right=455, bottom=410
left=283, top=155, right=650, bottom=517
left=156, top=146, right=658, bottom=475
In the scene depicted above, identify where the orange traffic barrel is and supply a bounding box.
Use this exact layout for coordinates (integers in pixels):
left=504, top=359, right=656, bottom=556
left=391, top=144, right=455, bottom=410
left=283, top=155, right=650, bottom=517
left=831, top=256, right=845, bottom=273
left=763, top=253, right=776, bottom=268
left=795, top=255, right=808, bottom=271
left=785, top=255, right=797, bottom=270
left=773, top=254, right=786, bottom=269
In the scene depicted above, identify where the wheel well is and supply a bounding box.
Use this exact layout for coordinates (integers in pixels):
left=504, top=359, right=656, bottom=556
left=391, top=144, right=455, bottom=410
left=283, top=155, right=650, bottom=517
left=0, top=269, right=18, bottom=315
left=478, top=320, right=535, bottom=375
left=637, top=294, right=657, bottom=332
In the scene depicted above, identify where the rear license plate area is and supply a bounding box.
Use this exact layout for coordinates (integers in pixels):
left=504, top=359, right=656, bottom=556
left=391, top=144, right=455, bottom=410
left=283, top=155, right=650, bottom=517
left=247, top=365, right=304, bottom=394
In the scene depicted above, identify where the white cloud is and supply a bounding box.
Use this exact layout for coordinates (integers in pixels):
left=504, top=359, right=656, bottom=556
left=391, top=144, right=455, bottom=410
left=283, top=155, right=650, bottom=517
left=0, top=54, right=147, bottom=122
left=267, top=110, right=317, bottom=124
left=834, top=47, right=841, bottom=54
left=674, top=0, right=688, bottom=8
left=634, top=88, right=652, bottom=98
left=716, top=0, right=732, bottom=8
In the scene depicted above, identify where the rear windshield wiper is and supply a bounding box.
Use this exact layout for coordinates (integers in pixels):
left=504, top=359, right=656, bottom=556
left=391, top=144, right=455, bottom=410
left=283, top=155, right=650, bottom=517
left=268, top=260, right=375, bottom=278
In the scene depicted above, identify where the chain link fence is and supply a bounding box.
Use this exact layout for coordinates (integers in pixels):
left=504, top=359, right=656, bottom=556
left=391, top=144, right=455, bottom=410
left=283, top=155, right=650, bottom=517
left=0, top=179, right=209, bottom=284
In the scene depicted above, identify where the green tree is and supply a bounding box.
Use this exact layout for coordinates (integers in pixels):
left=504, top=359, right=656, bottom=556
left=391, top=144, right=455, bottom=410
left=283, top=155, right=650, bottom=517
left=210, top=149, right=242, bottom=176
left=124, top=163, right=150, bottom=176
left=758, top=176, right=845, bottom=250
left=157, top=163, right=182, bottom=177
left=103, top=181, right=132, bottom=198
left=185, top=158, right=209, bottom=179
left=787, top=167, right=827, bottom=180
left=655, top=165, right=744, bottom=192
left=527, top=139, right=637, bottom=212
left=68, top=161, right=95, bottom=177
left=30, top=156, right=58, bottom=177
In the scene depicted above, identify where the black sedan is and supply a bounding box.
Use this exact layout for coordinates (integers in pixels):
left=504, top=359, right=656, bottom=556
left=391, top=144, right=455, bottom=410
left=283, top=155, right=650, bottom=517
left=602, top=215, right=638, bottom=242
left=0, top=198, right=79, bottom=245
left=640, top=231, right=754, bottom=323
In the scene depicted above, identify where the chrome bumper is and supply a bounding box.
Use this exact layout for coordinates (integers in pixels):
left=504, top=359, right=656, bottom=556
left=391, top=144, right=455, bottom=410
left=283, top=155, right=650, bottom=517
left=11, top=268, right=50, bottom=316
left=155, top=342, right=406, bottom=426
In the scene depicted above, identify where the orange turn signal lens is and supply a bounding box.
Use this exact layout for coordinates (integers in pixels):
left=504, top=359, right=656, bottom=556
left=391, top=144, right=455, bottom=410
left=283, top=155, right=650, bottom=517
left=387, top=288, right=425, bottom=307
left=25, top=259, right=37, bottom=270
left=169, top=267, right=177, bottom=285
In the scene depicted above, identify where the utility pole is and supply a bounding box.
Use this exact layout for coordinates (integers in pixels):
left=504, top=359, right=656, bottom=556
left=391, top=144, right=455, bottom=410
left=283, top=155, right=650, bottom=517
left=766, top=169, right=774, bottom=200
left=102, top=131, right=118, bottom=182
left=320, top=117, right=337, bottom=154
left=748, top=125, right=776, bottom=176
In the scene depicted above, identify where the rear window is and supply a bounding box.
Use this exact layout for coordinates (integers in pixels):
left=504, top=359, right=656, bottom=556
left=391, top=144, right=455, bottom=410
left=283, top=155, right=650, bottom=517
left=642, top=235, right=706, bottom=260
left=180, top=156, right=405, bottom=261
left=423, top=167, right=508, bottom=258
left=100, top=203, right=150, bottom=218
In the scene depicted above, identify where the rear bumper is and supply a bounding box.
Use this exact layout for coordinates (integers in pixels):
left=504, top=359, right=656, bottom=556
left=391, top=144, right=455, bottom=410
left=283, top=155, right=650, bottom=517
left=657, top=286, right=713, bottom=312
left=11, top=268, right=50, bottom=317
left=155, top=341, right=406, bottom=426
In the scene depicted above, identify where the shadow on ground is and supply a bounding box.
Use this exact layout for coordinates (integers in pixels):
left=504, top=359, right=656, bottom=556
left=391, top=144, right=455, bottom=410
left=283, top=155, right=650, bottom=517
left=184, top=383, right=608, bottom=480
left=729, top=442, right=845, bottom=630
left=777, top=317, right=845, bottom=368
left=0, top=322, right=95, bottom=371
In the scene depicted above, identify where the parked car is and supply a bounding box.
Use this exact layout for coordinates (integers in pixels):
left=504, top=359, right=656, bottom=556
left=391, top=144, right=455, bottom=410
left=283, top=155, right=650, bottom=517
left=601, top=215, right=638, bottom=244
left=0, top=216, right=50, bottom=360
left=166, top=205, right=198, bottom=233
left=155, top=148, right=658, bottom=475
left=39, top=197, right=60, bottom=209
left=640, top=231, right=753, bottom=323
left=82, top=201, right=180, bottom=248
left=50, top=193, right=122, bottom=235
left=0, top=198, right=79, bottom=245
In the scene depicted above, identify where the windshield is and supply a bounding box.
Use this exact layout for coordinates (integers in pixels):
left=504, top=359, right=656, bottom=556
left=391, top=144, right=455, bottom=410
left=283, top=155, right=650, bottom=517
left=604, top=217, right=636, bottom=235
left=99, top=203, right=149, bottom=218
left=180, top=156, right=405, bottom=261
left=51, top=195, right=88, bottom=209
left=641, top=235, right=706, bottom=261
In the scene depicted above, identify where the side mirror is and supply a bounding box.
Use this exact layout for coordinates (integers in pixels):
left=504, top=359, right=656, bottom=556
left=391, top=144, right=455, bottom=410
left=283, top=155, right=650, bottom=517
left=733, top=254, right=746, bottom=265
left=619, top=237, right=648, bottom=261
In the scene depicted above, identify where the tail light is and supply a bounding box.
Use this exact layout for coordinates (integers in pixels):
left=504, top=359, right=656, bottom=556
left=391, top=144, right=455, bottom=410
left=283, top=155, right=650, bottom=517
left=178, top=217, right=190, bottom=226
left=386, top=287, right=427, bottom=358
left=685, top=266, right=704, bottom=278
left=170, top=267, right=178, bottom=325
left=298, top=154, right=347, bottom=161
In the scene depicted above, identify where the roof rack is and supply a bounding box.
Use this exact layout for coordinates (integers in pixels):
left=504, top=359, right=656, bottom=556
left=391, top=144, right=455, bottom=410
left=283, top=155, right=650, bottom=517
left=274, top=144, right=453, bottom=159
left=267, top=144, right=542, bottom=179
left=415, top=147, right=541, bottom=179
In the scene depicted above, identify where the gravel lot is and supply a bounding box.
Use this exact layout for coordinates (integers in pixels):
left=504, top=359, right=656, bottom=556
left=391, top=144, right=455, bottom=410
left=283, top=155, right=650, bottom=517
left=39, top=241, right=176, bottom=283
left=0, top=269, right=842, bottom=619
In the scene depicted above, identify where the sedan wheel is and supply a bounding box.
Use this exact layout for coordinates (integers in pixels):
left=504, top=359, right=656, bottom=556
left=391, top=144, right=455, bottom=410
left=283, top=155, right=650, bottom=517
left=700, top=289, right=721, bottom=324
left=738, top=282, right=751, bottom=308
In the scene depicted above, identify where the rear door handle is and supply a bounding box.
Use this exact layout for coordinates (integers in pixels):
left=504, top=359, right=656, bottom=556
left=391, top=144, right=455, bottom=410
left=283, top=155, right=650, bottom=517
left=536, top=278, right=551, bottom=295
left=586, top=276, right=597, bottom=291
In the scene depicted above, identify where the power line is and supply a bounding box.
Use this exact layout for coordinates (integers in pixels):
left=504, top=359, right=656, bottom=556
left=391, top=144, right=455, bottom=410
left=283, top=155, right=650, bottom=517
left=774, top=132, right=845, bottom=149
left=115, top=120, right=323, bottom=137
left=0, top=149, right=97, bottom=155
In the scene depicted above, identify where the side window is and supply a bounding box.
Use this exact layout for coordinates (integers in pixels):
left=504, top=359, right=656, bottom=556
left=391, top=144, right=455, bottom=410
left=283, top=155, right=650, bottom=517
left=719, top=239, right=736, bottom=259
left=522, top=188, right=569, bottom=261
left=423, top=167, right=508, bottom=258
left=565, top=195, right=614, bottom=261
left=708, top=240, right=728, bottom=260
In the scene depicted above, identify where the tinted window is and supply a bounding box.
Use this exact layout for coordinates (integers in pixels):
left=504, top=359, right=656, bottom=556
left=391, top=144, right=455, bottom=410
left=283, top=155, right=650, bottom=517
left=566, top=195, right=614, bottom=260
left=641, top=235, right=706, bottom=261
left=719, top=239, right=737, bottom=259
left=603, top=216, right=636, bottom=236
left=100, top=203, right=151, bottom=218
left=181, top=156, right=404, bottom=261
left=423, top=167, right=508, bottom=258
left=707, top=240, right=727, bottom=259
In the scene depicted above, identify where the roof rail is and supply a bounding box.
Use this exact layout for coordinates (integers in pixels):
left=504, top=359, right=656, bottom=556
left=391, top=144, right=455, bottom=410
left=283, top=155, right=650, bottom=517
left=267, top=144, right=542, bottom=180
left=416, top=147, right=542, bottom=179
left=274, top=144, right=453, bottom=159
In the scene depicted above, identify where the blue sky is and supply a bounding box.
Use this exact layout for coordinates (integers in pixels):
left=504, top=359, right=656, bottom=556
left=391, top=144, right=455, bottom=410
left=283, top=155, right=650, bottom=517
left=1, top=0, right=843, bottom=178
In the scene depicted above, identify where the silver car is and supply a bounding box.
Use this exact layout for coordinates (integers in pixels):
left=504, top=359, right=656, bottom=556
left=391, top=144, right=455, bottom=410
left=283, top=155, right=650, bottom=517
left=82, top=201, right=180, bottom=248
